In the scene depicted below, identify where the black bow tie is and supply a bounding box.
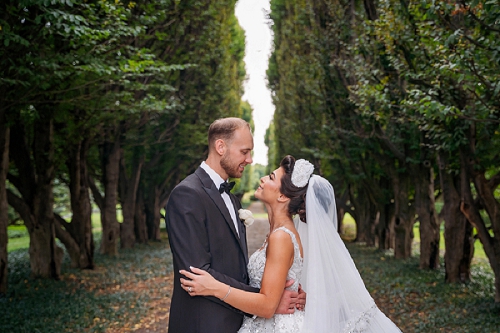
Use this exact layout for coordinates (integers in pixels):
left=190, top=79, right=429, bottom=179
left=219, top=181, right=235, bottom=194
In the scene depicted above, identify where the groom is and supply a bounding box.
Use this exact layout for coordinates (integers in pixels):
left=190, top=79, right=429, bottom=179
left=165, top=118, right=304, bottom=333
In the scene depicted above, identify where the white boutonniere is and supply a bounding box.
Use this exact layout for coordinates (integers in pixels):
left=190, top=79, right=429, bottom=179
left=238, top=209, right=254, bottom=227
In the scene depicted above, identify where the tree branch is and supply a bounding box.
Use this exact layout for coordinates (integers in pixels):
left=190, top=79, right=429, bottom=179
left=489, top=172, right=500, bottom=191
left=6, top=189, right=32, bottom=230
left=374, top=124, right=406, bottom=162
left=88, top=175, right=104, bottom=210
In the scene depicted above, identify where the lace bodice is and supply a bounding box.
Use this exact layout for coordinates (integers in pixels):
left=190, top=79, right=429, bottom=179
left=238, top=227, right=304, bottom=333
left=247, top=226, right=302, bottom=291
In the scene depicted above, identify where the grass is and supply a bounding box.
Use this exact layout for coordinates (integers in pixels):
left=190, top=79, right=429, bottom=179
left=6, top=225, right=30, bottom=252
left=6, top=235, right=30, bottom=252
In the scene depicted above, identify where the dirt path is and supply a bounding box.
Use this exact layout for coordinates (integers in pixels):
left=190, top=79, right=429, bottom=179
left=115, top=201, right=268, bottom=332
left=245, top=201, right=269, bottom=255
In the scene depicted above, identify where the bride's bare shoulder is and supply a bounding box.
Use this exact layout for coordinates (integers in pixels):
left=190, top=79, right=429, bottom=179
left=267, top=228, right=296, bottom=249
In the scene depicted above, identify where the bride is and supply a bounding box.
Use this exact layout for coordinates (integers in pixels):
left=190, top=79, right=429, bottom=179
left=180, top=155, right=402, bottom=333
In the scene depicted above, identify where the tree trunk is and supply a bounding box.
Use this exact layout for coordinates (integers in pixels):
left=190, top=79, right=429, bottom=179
left=335, top=189, right=349, bottom=234
left=31, top=113, right=63, bottom=278
left=0, top=115, right=9, bottom=294
left=468, top=173, right=500, bottom=303
left=370, top=177, right=394, bottom=251
left=99, top=140, right=121, bottom=255
left=366, top=200, right=377, bottom=247
left=459, top=220, right=474, bottom=281
left=376, top=202, right=394, bottom=250
left=415, top=164, right=440, bottom=270
left=438, top=152, right=472, bottom=283
left=29, top=220, right=64, bottom=279
left=8, top=113, right=63, bottom=279
left=118, top=153, right=143, bottom=249
left=145, top=186, right=161, bottom=241
left=70, top=139, right=94, bottom=267
left=348, top=187, right=372, bottom=243
left=459, top=147, right=500, bottom=301
left=134, top=189, right=148, bottom=244
left=55, top=139, right=94, bottom=269
left=337, top=205, right=346, bottom=234
left=120, top=201, right=136, bottom=249
left=392, top=172, right=414, bottom=259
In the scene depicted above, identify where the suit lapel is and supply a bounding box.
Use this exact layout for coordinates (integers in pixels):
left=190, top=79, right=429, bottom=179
left=230, top=194, right=249, bottom=262
left=195, top=168, right=245, bottom=253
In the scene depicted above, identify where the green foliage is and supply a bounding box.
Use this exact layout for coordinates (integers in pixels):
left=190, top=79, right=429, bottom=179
left=267, top=0, right=372, bottom=196
left=2, top=0, right=248, bottom=282
left=53, top=178, right=71, bottom=214
left=6, top=237, right=30, bottom=253
left=7, top=225, right=30, bottom=252
left=7, top=205, right=21, bottom=225
left=1, top=0, right=164, bottom=108
left=232, top=163, right=268, bottom=199
left=251, top=164, right=267, bottom=191
left=132, top=0, right=248, bottom=209
left=6, top=225, right=28, bottom=239
left=348, top=0, right=500, bottom=153
left=264, top=121, right=278, bottom=171
left=240, top=100, right=255, bottom=132
left=268, top=0, right=500, bottom=301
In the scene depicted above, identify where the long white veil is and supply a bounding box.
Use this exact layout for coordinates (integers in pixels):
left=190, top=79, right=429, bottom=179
left=295, top=175, right=401, bottom=333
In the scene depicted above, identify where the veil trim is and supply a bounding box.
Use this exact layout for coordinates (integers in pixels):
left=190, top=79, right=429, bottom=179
left=341, top=302, right=377, bottom=333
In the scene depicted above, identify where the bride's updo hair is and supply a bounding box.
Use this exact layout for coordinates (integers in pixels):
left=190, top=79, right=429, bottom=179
left=280, top=155, right=308, bottom=222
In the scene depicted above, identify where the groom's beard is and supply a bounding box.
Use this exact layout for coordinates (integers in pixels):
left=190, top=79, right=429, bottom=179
left=221, top=153, right=243, bottom=179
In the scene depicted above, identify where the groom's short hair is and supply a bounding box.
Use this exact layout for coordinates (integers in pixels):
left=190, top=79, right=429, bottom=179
left=208, top=117, right=250, bottom=152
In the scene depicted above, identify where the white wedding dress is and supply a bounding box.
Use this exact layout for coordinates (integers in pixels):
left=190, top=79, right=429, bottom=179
left=238, top=174, right=401, bottom=333
left=238, top=227, right=305, bottom=333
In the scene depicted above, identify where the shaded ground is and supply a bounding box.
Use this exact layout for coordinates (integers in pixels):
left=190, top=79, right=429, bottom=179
left=104, top=275, right=173, bottom=333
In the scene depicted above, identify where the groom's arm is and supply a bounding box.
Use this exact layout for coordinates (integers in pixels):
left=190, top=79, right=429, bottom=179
left=166, top=186, right=258, bottom=302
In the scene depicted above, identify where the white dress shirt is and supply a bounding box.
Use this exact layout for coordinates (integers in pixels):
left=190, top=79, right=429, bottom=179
left=200, top=161, right=239, bottom=236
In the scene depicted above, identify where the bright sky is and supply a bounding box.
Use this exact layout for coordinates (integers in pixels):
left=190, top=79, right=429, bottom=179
left=235, top=0, right=274, bottom=166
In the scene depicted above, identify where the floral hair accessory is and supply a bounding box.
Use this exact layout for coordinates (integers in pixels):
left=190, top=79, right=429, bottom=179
left=238, top=209, right=254, bottom=226
left=291, top=159, right=314, bottom=188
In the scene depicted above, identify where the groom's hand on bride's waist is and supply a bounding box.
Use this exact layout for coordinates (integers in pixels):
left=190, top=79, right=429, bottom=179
left=296, top=283, right=306, bottom=311
left=274, top=280, right=306, bottom=314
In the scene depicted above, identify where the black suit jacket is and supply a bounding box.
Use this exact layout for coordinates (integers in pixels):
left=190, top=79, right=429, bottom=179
left=165, top=167, right=259, bottom=333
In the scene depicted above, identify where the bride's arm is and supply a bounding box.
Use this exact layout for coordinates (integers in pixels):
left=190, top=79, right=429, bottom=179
left=180, top=230, right=294, bottom=318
